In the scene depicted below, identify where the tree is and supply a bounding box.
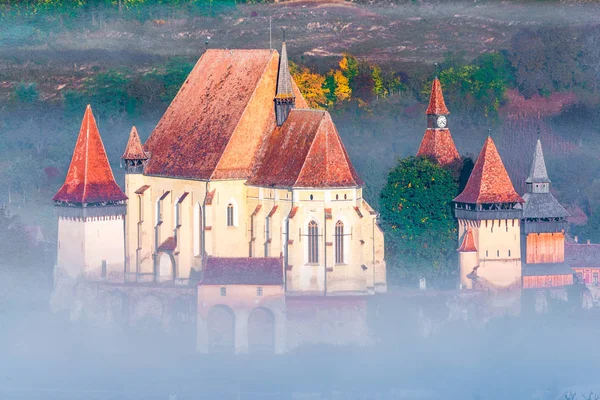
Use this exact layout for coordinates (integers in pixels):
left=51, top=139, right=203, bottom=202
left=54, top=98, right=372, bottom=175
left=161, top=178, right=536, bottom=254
left=333, top=70, right=351, bottom=103
left=290, top=63, right=328, bottom=109
left=379, top=157, right=458, bottom=281
left=339, top=53, right=359, bottom=85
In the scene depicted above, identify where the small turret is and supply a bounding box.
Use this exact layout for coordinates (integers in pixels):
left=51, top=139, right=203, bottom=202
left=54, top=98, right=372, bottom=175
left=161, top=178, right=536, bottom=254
left=274, top=41, right=295, bottom=126
left=121, top=126, right=149, bottom=174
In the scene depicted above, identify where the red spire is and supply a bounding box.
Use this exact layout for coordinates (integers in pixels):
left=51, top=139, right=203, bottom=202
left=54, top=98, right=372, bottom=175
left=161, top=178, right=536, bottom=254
left=122, top=126, right=147, bottom=160
left=425, top=78, right=449, bottom=115
left=416, top=128, right=460, bottom=166
left=53, top=105, right=127, bottom=204
left=454, top=137, right=523, bottom=204
left=457, top=228, right=477, bottom=252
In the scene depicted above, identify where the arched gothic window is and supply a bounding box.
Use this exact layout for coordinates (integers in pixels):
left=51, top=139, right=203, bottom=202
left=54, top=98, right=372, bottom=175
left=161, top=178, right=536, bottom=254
left=335, top=221, right=344, bottom=264
left=227, top=203, right=234, bottom=227
left=308, top=220, right=319, bottom=264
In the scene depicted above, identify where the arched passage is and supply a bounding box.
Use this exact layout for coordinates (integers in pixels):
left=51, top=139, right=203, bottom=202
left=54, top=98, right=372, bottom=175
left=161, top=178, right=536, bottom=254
left=207, top=305, right=235, bottom=353
left=158, top=252, right=175, bottom=279
left=248, top=307, right=275, bottom=354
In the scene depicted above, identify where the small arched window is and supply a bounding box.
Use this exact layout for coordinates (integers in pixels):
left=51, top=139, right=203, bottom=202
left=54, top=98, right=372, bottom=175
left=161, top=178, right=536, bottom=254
left=308, top=220, right=319, bottom=264
left=227, top=203, right=234, bottom=227
left=335, top=221, right=344, bottom=264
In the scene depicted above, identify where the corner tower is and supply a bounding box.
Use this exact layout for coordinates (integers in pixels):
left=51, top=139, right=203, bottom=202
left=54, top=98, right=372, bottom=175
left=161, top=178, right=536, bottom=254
left=521, top=139, right=572, bottom=288
left=274, top=41, right=295, bottom=126
left=53, top=105, right=127, bottom=282
left=417, top=78, right=460, bottom=167
left=454, top=137, right=523, bottom=289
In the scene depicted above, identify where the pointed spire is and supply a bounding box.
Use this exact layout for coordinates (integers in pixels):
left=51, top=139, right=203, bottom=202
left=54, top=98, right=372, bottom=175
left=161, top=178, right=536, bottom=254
left=454, top=137, right=523, bottom=204
left=457, top=228, right=477, bottom=252
left=275, top=40, right=296, bottom=126
left=122, top=126, right=148, bottom=161
left=526, top=139, right=550, bottom=185
left=425, top=78, right=449, bottom=115
left=53, top=105, right=127, bottom=204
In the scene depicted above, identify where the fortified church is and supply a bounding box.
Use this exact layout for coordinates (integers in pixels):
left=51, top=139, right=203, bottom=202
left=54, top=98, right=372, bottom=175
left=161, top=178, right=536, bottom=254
left=52, top=42, right=577, bottom=353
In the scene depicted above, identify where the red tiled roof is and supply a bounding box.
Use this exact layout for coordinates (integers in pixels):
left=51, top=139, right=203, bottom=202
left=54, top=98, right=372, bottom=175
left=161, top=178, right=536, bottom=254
left=143, top=49, right=307, bottom=181
left=157, top=236, right=177, bottom=252
left=565, top=243, right=600, bottom=268
left=416, top=128, right=460, bottom=166
left=289, top=206, right=299, bottom=219
left=135, top=185, right=150, bottom=195
left=268, top=205, right=278, bottom=217
left=457, top=229, right=477, bottom=252
left=122, top=126, right=148, bottom=160
left=251, top=204, right=262, bottom=216
left=454, top=137, right=523, bottom=204
left=248, top=110, right=363, bottom=188
left=425, top=78, right=450, bottom=115
left=53, top=105, right=127, bottom=204
left=199, top=257, right=283, bottom=285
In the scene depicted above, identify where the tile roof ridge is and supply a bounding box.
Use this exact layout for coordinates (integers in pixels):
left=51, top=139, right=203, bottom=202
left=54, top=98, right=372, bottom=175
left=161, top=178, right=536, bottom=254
left=210, top=50, right=278, bottom=180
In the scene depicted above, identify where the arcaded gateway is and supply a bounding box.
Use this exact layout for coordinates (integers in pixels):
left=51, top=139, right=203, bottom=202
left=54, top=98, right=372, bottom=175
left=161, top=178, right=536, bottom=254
left=51, top=43, right=386, bottom=354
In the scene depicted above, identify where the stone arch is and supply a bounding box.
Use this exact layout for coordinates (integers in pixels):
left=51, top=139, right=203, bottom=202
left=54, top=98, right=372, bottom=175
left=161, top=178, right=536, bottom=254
left=158, top=252, right=176, bottom=279
left=248, top=307, right=276, bottom=354
left=207, top=305, right=235, bottom=353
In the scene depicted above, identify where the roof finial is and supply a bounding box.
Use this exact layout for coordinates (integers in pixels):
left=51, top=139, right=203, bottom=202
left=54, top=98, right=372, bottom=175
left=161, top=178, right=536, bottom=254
left=205, top=36, right=211, bottom=51
left=282, top=27, right=286, bottom=43
left=434, top=62, right=439, bottom=78
left=488, top=127, right=491, bottom=138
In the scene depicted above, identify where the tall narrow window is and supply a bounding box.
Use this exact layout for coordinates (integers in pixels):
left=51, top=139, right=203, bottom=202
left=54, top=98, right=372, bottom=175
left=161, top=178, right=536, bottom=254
left=227, top=203, right=234, bottom=227
left=308, top=220, right=319, bottom=264
left=194, top=203, right=203, bottom=257
left=264, top=216, right=271, bottom=257
left=335, top=221, right=344, bottom=264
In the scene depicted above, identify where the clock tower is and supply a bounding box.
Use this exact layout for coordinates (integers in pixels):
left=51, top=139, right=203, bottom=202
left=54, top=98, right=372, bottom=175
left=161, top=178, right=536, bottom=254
left=417, top=77, right=460, bottom=167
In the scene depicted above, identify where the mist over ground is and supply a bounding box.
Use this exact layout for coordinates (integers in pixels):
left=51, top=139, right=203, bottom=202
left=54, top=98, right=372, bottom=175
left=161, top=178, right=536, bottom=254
left=2, top=0, right=600, bottom=399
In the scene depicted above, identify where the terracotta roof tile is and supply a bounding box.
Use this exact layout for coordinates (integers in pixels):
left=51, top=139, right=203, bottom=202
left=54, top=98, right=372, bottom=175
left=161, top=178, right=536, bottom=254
left=425, top=78, right=450, bottom=115
left=135, top=185, right=150, bottom=195
left=324, top=208, right=332, bottom=220
left=157, top=236, right=177, bottom=252
left=199, top=257, right=283, bottom=285
left=454, top=137, right=523, bottom=204
left=354, top=206, right=363, bottom=218
left=122, top=126, right=148, bottom=160
left=247, top=110, right=363, bottom=188
left=457, top=228, right=477, bottom=252
left=267, top=205, right=278, bottom=217
left=143, top=49, right=307, bottom=181
left=416, top=128, right=460, bottom=166
left=251, top=204, right=262, bottom=216
left=53, top=105, right=127, bottom=204
left=289, top=206, right=299, bottom=219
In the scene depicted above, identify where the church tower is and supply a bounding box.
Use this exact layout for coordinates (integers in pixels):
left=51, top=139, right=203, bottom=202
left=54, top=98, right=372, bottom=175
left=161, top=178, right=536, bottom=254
left=416, top=78, right=460, bottom=167
left=454, top=137, right=523, bottom=289
left=274, top=41, right=295, bottom=126
left=53, top=105, right=127, bottom=283
left=521, top=139, right=572, bottom=288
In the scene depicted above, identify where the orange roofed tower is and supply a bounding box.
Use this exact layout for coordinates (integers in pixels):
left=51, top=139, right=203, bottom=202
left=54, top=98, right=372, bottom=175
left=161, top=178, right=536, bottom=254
left=416, top=78, right=460, bottom=167
left=53, top=105, right=127, bottom=288
left=454, top=136, right=523, bottom=289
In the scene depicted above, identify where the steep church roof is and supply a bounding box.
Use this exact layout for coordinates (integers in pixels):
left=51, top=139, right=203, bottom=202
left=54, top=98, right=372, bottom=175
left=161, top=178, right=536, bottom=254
left=425, top=78, right=449, bottom=115
left=53, top=105, right=127, bottom=204
left=275, top=42, right=294, bottom=99
left=522, top=139, right=569, bottom=219
left=416, top=128, right=460, bottom=166
left=122, top=126, right=147, bottom=160
left=143, top=49, right=307, bottom=181
left=457, top=229, right=477, bottom=252
left=247, top=109, right=364, bottom=188
left=526, top=139, right=550, bottom=184
left=454, top=137, right=523, bottom=204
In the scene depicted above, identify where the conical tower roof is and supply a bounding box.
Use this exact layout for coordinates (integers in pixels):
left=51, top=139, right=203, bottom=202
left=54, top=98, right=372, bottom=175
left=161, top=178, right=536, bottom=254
left=425, top=78, right=449, bottom=115
left=53, top=105, right=127, bottom=204
left=454, top=137, right=523, bottom=204
left=122, top=126, right=148, bottom=160
left=526, top=139, right=550, bottom=184
left=416, top=129, right=460, bottom=166
left=275, top=42, right=294, bottom=99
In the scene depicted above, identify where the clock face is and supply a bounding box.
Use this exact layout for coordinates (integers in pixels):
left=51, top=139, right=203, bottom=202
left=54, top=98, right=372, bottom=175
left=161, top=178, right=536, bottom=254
left=436, top=115, right=447, bottom=128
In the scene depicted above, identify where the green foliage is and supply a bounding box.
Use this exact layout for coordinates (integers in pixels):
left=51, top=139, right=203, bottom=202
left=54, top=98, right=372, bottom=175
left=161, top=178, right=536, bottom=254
left=13, top=82, right=39, bottom=103
left=572, top=205, right=600, bottom=245
left=379, top=156, right=458, bottom=280
left=159, top=57, right=194, bottom=102
left=84, top=69, right=138, bottom=115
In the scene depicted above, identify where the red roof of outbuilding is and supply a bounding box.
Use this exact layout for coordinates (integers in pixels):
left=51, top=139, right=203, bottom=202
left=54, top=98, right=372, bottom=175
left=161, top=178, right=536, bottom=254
left=425, top=78, right=449, bottom=115
left=457, top=229, right=477, bottom=252
left=247, top=110, right=363, bottom=188
left=454, top=137, right=523, bottom=204
left=199, top=257, right=283, bottom=285
left=122, top=126, right=147, bottom=160
left=143, top=49, right=307, bottom=181
left=53, top=105, right=127, bottom=204
left=416, top=128, right=460, bottom=166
